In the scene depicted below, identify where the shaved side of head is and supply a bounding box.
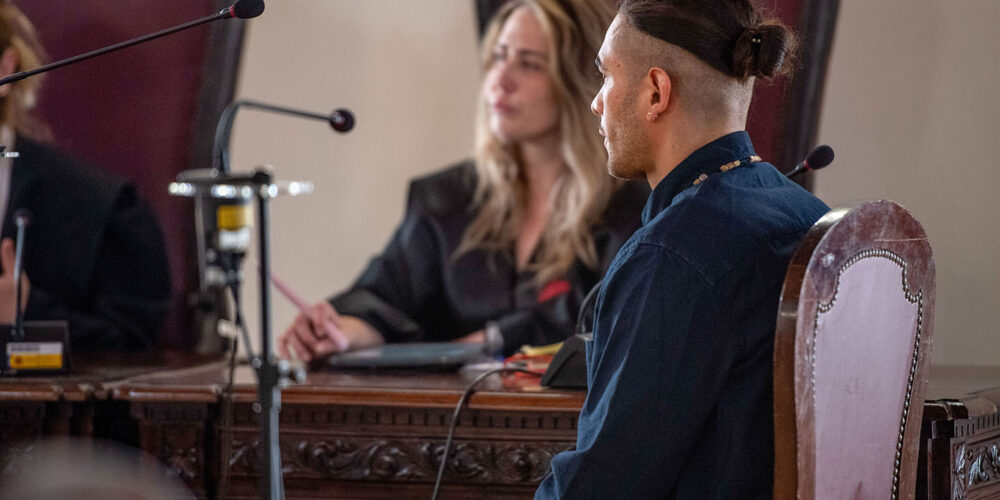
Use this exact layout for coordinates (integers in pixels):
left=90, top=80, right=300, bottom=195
left=613, top=19, right=753, bottom=125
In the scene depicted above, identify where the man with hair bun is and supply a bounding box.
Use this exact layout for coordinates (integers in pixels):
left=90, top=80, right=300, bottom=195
left=535, top=1, right=828, bottom=498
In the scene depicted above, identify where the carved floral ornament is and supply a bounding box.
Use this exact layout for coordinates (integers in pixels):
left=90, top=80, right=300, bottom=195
left=953, top=441, right=1000, bottom=499
left=163, top=444, right=199, bottom=483
left=225, top=435, right=572, bottom=485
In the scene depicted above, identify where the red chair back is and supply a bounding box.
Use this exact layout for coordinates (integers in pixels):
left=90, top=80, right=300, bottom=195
left=19, top=0, right=244, bottom=349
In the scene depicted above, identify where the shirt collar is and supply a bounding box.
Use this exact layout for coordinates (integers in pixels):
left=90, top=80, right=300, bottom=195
left=641, top=131, right=757, bottom=225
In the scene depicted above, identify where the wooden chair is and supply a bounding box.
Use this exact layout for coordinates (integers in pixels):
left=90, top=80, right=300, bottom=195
left=774, top=200, right=936, bottom=500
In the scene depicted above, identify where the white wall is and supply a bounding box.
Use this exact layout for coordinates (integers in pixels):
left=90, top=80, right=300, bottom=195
left=230, top=1, right=481, bottom=349
left=814, top=1, right=1000, bottom=365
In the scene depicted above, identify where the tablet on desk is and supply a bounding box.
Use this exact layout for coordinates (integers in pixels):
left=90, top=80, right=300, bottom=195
left=324, top=342, right=487, bottom=371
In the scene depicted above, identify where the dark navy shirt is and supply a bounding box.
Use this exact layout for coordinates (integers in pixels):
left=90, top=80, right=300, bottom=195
left=536, top=132, right=829, bottom=499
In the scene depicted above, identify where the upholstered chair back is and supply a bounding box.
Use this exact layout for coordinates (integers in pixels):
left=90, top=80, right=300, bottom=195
left=774, top=200, right=936, bottom=500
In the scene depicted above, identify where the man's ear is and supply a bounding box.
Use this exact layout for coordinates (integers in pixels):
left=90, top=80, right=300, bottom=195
left=0, top=47, right=19, bottom=98
left=645, top=67, right=671, bottom=121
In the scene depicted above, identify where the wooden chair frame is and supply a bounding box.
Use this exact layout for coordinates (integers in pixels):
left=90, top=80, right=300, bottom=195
left=774, top=200, right=936, bottom=500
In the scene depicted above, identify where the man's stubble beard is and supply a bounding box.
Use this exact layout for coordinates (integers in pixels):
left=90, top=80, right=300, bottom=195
left=606, top=94, right=651, bottom=182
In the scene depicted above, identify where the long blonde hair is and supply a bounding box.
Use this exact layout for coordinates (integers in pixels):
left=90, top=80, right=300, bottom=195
left=0, top=0, right=48, bottom=139
left=462, top=0, right=617, bottom=285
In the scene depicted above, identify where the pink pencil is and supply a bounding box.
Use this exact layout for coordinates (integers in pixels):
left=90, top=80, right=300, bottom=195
left=267, top=270, right=349, bottom=351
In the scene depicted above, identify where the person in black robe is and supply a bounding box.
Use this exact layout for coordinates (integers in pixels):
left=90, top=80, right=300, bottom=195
left=279, top=0, right=648, bottom=361
left=0, top=2, right=170, bottom=350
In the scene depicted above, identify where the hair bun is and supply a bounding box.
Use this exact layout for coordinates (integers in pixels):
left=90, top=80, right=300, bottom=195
left=731, top=21, right=793, bottom=81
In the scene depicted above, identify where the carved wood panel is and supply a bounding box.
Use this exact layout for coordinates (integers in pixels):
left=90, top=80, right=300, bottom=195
left=951, top=433, right=1000, bottom=500
left=0, top=400, right=86, bottom=478
left=223, top=433, right=572, bottom=485
left=229, top=402, right=580, bottom=440
left=131, top=401, right=214, bottom=497
left=208, top=402, right=579, bottom=498
left=923, top=401, right=1000, bottom=500
left=0, top=403, right=45, bottom=478
left=127, top=398, right=579, bottom=498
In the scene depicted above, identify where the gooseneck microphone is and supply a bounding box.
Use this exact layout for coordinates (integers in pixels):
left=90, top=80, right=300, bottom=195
left=212, top=99, right=355, bottom=173
left=11, top=209, right=31, bottom=341
left=787, top=145, right=835, bottom=179
left=192, top=98, right=354, bottom=292
left=0, top=0, right=265, bottom=87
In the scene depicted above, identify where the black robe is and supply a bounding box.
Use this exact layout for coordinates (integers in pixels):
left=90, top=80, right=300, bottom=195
left=1, top=137, right=171, bottom=351
left=331, top=162, right=648, bottom=356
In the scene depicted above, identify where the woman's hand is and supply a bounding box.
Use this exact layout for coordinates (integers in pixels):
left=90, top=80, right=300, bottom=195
left=455, top=330, right=486, bottom=344
left=278, top=301, right=383, bottom=362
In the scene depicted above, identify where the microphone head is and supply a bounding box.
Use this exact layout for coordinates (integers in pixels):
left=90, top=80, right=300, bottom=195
left=329, top=108, right=355, bottom=133
left=805, top=144, right=835, bottom=171
left=13, top=208, right=31, bottom=227
left=231, top=0, right=265, bottom=19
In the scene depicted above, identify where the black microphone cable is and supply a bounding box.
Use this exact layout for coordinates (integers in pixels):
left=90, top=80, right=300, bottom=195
left=430, top=283, right=630, bottom=498
left=215, top=318, right=239, bottom=500
left=12, top=209, right=31, bottom=341
left=576, top=282, right=603, bottom=335
left=430, top=366, right=544, bottom=500
left=216, top=280, right=256, bottom=499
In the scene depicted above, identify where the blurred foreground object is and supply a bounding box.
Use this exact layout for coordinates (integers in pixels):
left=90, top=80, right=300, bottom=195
left=0, top=437, right=192, bottom=499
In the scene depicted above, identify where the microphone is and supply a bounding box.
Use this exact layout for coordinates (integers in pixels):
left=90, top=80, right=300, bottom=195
left=0, top=1, right=264, bottom=87
left=3, top=208, right=69, bottom=375
left=787, top=145, right=834, bottom=179
left=329, top=109, right=356, bottom=133
left=11, top=209, right=31, bottom=341
left=229, top=0, right=266, bottom=19
left=194, top=99, right=354, bottom=292
left=212, top=99, right=355, bottom=173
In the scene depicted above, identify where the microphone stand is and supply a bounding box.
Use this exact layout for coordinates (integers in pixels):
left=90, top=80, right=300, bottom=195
left=0, top=3, right=253, bottom=87
left=170, top=167, right=306, bottom=500
left=250, top=168, right=286, bottom=500
left=11, top=215, right=27, bottom=341
left=188, top=98, right=350, bottom=498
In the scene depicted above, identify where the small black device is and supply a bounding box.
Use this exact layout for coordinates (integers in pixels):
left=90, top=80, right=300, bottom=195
left=541, top=283, right=602, bottom=389
left=539, top=333, right=590, bottom=389
left=1, top=209, right=71, bottom=376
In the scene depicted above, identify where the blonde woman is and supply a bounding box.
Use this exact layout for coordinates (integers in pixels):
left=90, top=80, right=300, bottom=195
left=280, top=0, right=647, bottom=361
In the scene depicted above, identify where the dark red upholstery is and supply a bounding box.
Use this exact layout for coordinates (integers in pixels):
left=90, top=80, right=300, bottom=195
left=18, top=1, right=243, bottom=349
left=746, top=0, right=839, bottom=179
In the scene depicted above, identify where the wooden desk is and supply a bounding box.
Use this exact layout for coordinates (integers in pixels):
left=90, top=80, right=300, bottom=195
left=111, top=363, right=585, bottom=499
left=920, top=365, right=1000, bottom=500
left=0, top=373, right=95, bottom=476
left=6, top=357, right=999, bottom=499
left=0, top=353, right=222, bottom=481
